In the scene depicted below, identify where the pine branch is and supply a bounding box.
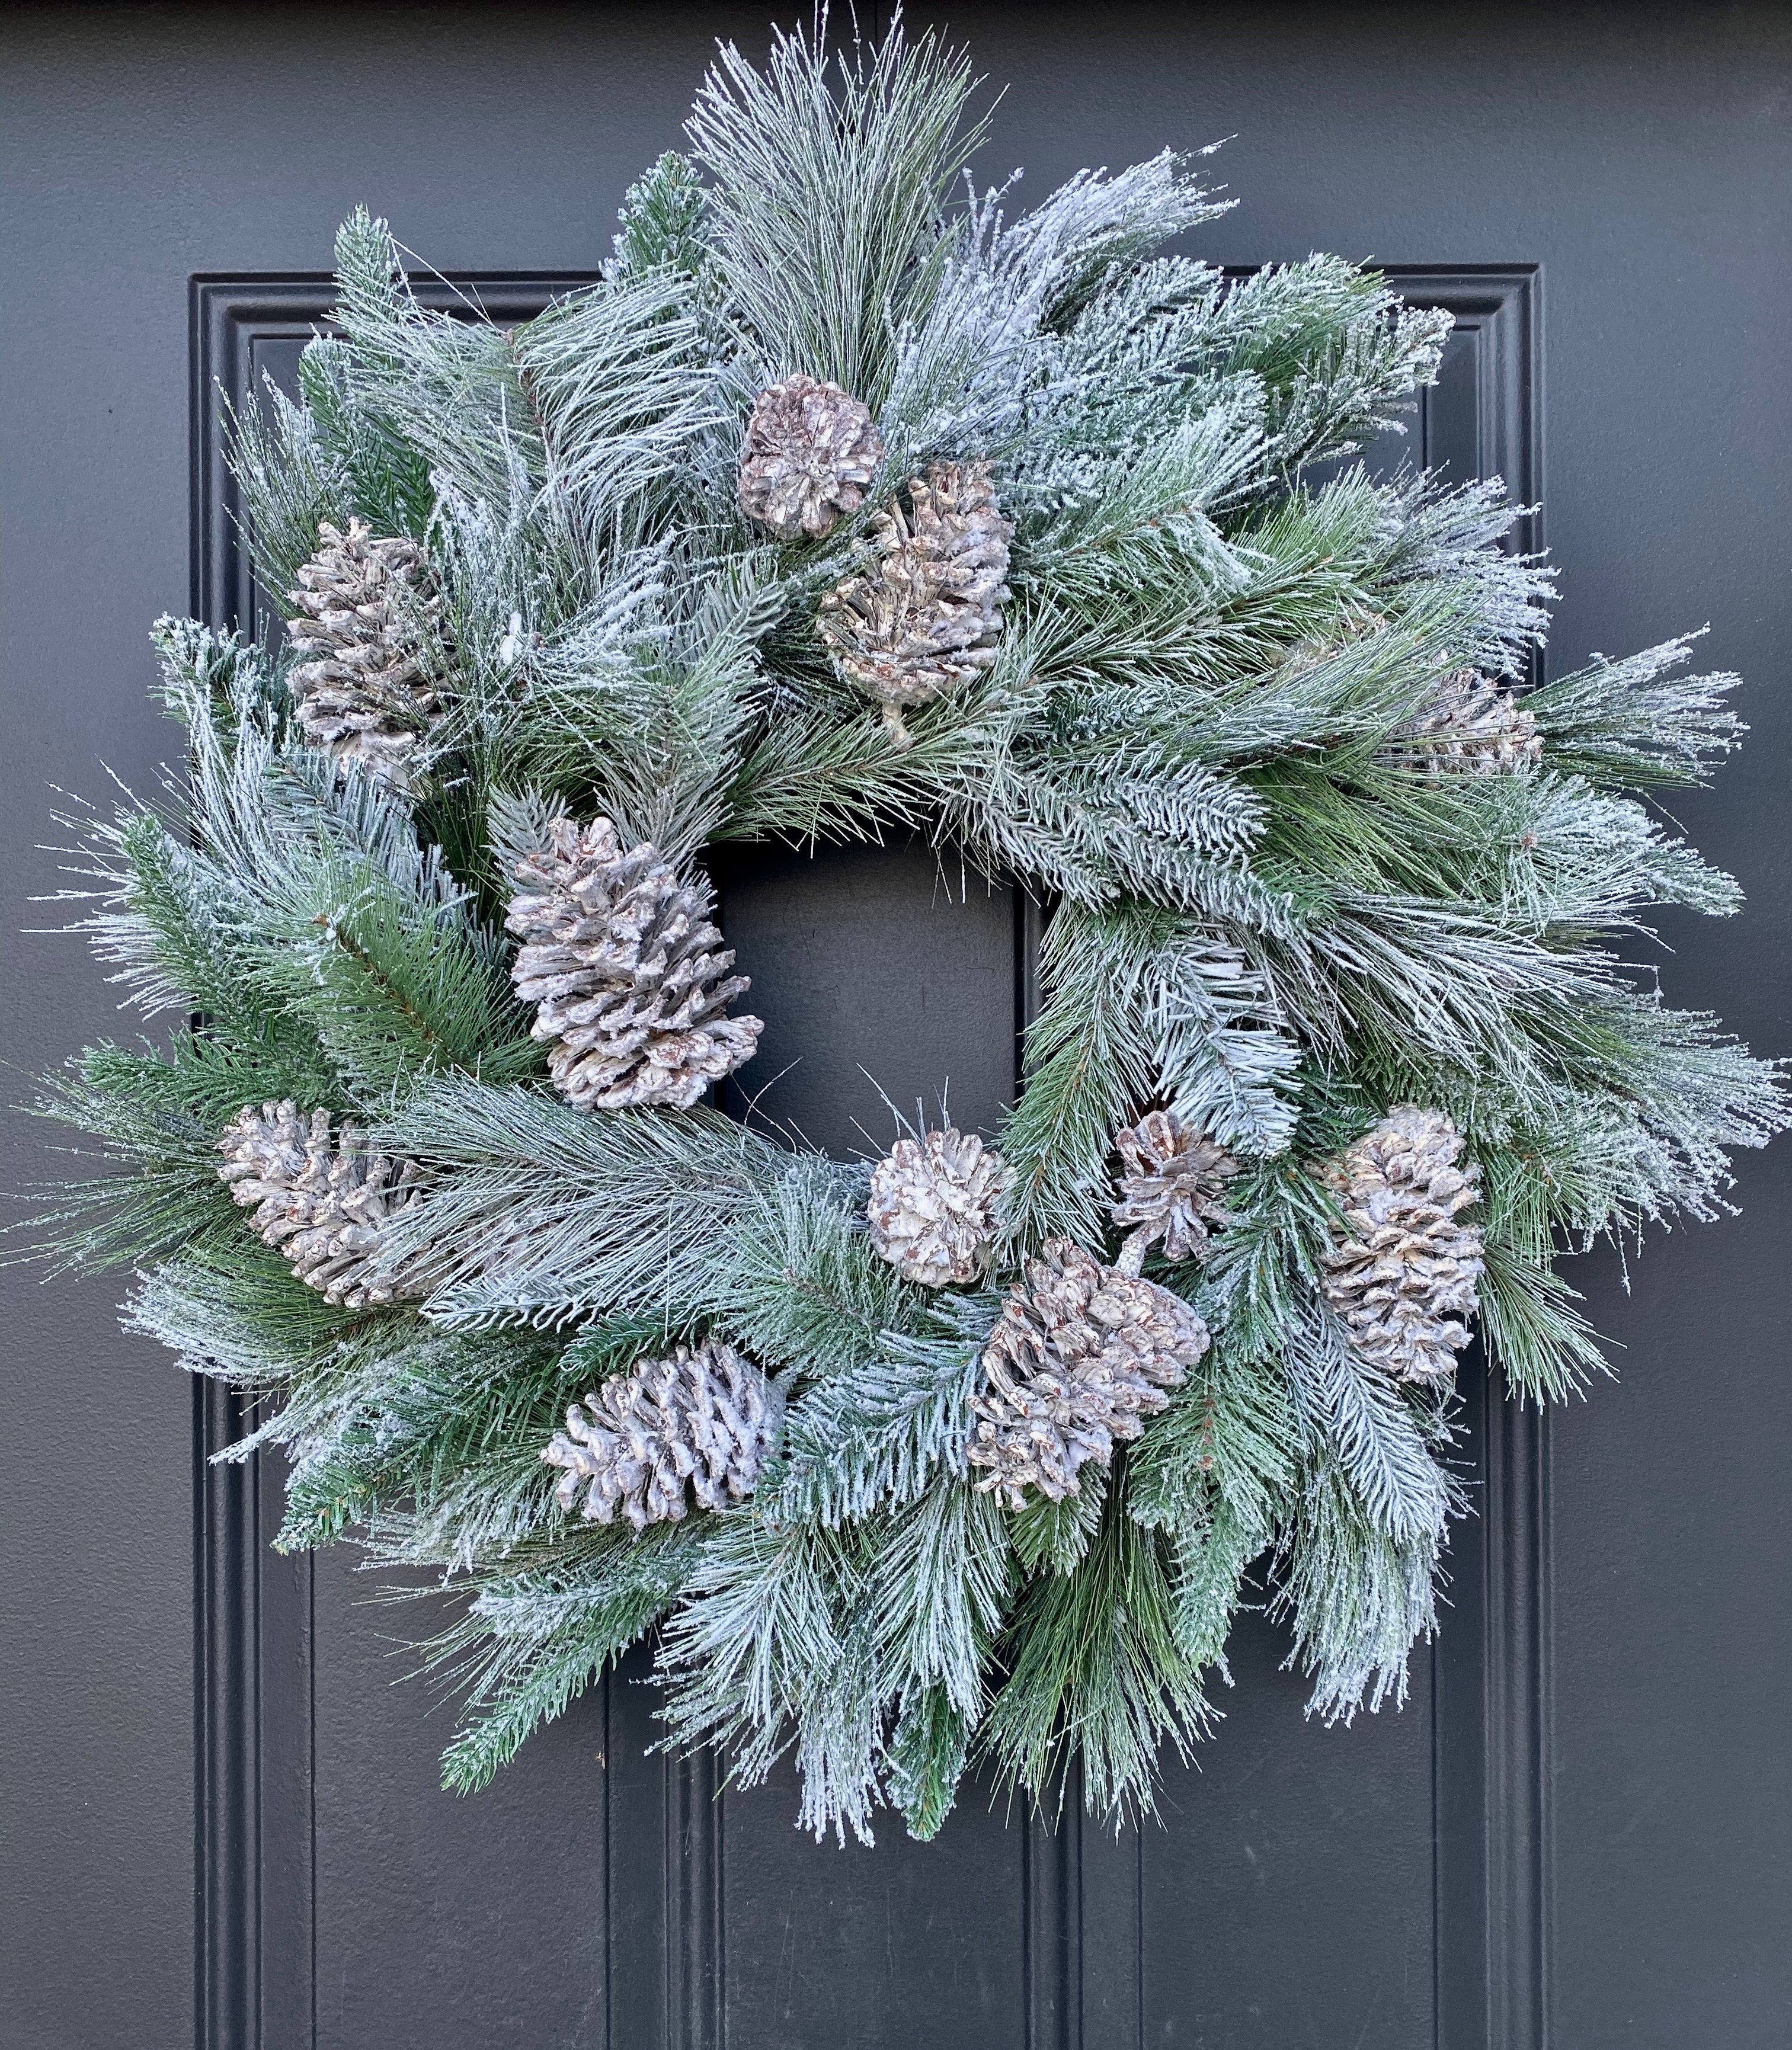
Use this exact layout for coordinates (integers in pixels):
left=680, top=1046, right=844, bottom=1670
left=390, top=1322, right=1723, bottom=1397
left=688, top=16, right=987, bottom=405
left=432, top=1526, right=702, bottom=1792
left=1527, top=634, right=1745, bottom=787
left=758, top=1296, right=996, bottom=1525
left=983, top=1469, right=1212, bottom=1822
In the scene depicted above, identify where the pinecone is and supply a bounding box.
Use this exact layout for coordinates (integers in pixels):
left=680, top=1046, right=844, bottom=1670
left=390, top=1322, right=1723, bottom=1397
left=216, top=1100, right=431, bottom=1308
left=737, top=374, right=885, bottom=541
left=543, top=1337, right=783, bottom=1530
left=506, top=816, right=763, bottom=1111
left=1319, top=1106, right=1484, bottom=1384
left=285, top=519, right=444, bottom=785
left=967, top=1239, right=1210, bottom=1510
left=867, top=1128, right=1012, bottom=1288
left=1381, top=669, right=1542, bottom=776
left=1110, top=1110, right=1240, bottom=1274
left=817, top=459, right=1013, bottom=745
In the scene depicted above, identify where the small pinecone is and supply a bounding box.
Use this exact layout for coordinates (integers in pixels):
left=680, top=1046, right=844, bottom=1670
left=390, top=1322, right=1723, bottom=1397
left=868, top=1128, right=1012, bottom=1289
left=1319, top=1106, right=1484, bottom=1384
left=507, top=817, right=763, bottom=1111
left=543, top=1338, right=783, bottom=1530
left=817, top=459, right=1013, bottom=745
left=1382, top=670, right=1542, bottom=776
left=738, top=374, right=885, bottom=541
left=285, top=519, right=444, bottom=785
left=1111, top=1110, right=1240, bottom=1274
left=967, top=1239, right=1210, bottom=1510
left=216, top=1100, right=430, bottom=1308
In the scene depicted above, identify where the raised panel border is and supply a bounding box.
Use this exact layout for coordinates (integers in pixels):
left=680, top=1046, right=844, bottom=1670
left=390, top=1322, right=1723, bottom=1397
left=190, top=264, right=1550, bottom=2050
left=1399, top=265, right=1550, bottom=2050
left=188, top=272, right=603, bottom=2050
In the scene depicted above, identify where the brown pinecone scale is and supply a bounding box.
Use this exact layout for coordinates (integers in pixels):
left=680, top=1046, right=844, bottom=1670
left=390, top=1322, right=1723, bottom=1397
left=817, top=459, right=1013, bottom=745
left=1381, top=669, right=1542, bottom=776
left=1319, top=1106, right=1484, bottom=1383
left=967, top=1238, right=1210, bottom=1509
left=506, top=817, right=763, bottom=1111
left=867, top=1127, right=1012, bottom=1288
left=1111, top=1109, right=1240, bottom=1274
left=216, top=1100, right=431, bottom=1308
left=543, top=1337, right=783, bottom=1530
left=738, top=374, right=885, bottom=541
left=285, top=518, right=444, bottom=786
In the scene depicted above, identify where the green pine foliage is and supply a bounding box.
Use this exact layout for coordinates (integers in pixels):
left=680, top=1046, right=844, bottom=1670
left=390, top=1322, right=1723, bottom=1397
left=25, top=16, right=1786, bottom=1844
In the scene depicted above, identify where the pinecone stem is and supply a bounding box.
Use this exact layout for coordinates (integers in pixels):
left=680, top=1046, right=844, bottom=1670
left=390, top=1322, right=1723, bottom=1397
left=1114, top=1229, right=1150, bottom=1279
left=880, top=702, right=914, bottom=749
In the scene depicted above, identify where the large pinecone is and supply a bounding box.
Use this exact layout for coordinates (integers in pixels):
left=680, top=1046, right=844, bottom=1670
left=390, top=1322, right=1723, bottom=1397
left=967, top=1239, right=1210, bottom=1509
left=285, top=519, right=444, bottom=785
left=543, top=1338, right=783, bottom=1530
left=817, top=459, right=1013, bottom=745
left=1319, top=1106, right=1484, bottom=1384
left=1111, top=1110, right=1240, bottom=1274
left=1381, top=670, right=1542, bottom=776
left=216, top=1100, right=431, bottom=1308
left=738, top=373, right=885, bottom=541
left=867, top=1128, right=1012, bottom=1289
left=506, top=817, right=763, bottom=1111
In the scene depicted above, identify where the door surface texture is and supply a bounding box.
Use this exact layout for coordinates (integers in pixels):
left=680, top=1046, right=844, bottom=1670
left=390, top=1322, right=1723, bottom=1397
left=4, top=8, right=1788, bottom=2049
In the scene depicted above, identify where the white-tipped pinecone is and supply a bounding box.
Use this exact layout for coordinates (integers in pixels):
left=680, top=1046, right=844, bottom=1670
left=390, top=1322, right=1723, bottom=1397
left=868, top=1128, right=1012, bottom=1288
left=817, top=459, right=1013, bottom=745
left=543, top=1338, right=783, bottom=1530
left=1111, top=1110, right=1240, bottom=1274
left=738, top=373, right=885, bottom=541
left=1319, top=1106, right=1484, bottom=1384
left=967, top=1238, right=1210, bottom=1510
left=1382, top=670, right=1542, bottom=776
left=506, top=817, right=763, bottom=1112
left=216, top=1100, right=431, bottom=1308
left=285, top=519, right=444, bottom=786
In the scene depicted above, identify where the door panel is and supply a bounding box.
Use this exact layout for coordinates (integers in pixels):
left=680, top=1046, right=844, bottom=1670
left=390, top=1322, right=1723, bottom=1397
left=1140, top=1614, right=1438, bottom=2048
left=718, top=1750, right=1030, bottom=2050
left=196, top=263, right=1535, bottom=2050
left=711, top=841, right=1020, bottom=1160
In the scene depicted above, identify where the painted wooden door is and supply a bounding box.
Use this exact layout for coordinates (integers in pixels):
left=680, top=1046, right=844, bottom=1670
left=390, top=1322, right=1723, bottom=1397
left=5, top=7, right=1788, bottom=2047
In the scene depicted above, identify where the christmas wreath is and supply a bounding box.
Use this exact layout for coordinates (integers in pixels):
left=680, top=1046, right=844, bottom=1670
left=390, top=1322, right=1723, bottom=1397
left=34, top=19, right=1786, bottom=1843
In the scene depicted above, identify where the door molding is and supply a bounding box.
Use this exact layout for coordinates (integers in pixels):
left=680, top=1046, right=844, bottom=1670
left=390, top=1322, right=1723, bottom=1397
left=188, top=270, right=598, bottom=2050
left=1401, top=266, right=1551, bottom=2050
left=190, top=264, right=1550, bottom=2050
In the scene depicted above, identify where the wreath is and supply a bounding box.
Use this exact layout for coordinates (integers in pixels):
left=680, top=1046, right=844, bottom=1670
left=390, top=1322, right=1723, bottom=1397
left=36, top=19, right=1785, bottom=1844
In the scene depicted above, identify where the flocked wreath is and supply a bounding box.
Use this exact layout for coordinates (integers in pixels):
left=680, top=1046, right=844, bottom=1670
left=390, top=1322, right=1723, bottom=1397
left=33, top=19, right=1787, bottom=1842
